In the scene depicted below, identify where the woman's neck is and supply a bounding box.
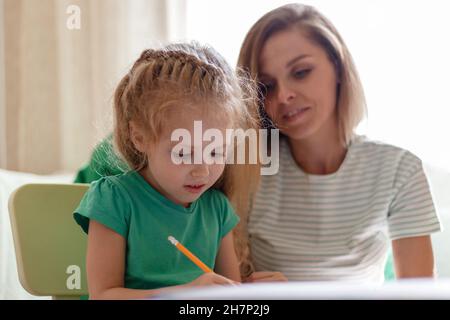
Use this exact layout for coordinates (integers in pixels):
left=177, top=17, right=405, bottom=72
left=287, top=124, right=347, bottom=175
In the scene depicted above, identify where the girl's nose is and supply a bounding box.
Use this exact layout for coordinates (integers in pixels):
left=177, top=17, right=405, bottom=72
left=191, top=164, right=209, bottom=178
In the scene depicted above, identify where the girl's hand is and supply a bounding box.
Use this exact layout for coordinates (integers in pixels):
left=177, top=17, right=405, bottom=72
left=188, top=272, right=240, bottom=287
left=244, top=271, right=288, bottom=283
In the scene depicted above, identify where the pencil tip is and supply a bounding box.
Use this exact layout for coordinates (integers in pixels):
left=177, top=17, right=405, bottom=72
left=168, top=236, right=178, bottom=245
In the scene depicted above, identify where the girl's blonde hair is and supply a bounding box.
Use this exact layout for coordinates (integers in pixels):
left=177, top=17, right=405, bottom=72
left=113, top=42, right=260, bottom=278
left=238, top=3, right=367, bottom=146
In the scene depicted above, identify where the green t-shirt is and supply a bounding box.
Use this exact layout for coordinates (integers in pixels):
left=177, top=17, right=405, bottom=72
left=73, top=171, right=239, bottom=290
left=73, top=135, right=127, bottom=184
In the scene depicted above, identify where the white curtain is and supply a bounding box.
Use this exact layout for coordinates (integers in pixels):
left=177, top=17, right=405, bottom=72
left=0, top=0, right=6, bottom=169
left=1, top=0, right=187, bottom=300
left=1, top=0, right=186, bottom=174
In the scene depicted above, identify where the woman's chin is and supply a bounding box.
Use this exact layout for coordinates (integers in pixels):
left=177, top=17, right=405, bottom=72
left=280, top=125, right=314, bottom=141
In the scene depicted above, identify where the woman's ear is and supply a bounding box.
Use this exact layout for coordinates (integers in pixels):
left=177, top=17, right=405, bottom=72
left=129, top=121, right=147, bottom=153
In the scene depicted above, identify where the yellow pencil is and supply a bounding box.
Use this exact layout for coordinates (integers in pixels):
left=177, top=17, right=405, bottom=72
left=168, top=236, right=213, bottom=273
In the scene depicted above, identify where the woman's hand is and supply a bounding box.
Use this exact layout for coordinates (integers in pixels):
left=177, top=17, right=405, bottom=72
left=243, top=271, right=288, bottom=283
left=188, top=272, right=240, bottom=287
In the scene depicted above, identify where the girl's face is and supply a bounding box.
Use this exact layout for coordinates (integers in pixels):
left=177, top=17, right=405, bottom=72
left=134, top=108, right=228, bottom=208
left=259, top=27, right=339, bottom=141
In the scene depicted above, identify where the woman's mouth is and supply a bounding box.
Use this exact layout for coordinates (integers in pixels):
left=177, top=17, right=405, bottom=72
left=184, top=184, right=206, bottom=194
left=282, top=107, right=310, bottom=123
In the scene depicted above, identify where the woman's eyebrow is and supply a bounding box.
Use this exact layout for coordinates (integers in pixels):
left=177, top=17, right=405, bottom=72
left=286, top=54, right=311, bottom=68
left=258, top=73, right=272, bottom=81
left=259, top=54, right=312, bottom=78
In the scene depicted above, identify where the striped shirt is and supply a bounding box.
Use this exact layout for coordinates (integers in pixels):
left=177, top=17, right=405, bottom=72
left=249, top=135, right=441, bottom=283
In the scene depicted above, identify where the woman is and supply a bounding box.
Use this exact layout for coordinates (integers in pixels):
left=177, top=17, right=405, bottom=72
left=238, top=3, right=441, bottom=282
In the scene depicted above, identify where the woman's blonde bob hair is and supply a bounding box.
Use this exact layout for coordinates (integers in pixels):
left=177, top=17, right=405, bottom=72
left=238, top=3, right=367, bottom=146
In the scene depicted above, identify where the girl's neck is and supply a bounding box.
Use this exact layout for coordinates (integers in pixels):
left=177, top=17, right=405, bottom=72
left=287, top=122, right=347, bottom=175
left=138, top=167, right=189, bottom=208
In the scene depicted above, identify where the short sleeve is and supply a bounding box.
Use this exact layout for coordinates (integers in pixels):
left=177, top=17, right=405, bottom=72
left=387, top=152, right=442, bottom=240
left=213, top=191, right=240, bottom=239
left=73, top=177, right=131, bottom=238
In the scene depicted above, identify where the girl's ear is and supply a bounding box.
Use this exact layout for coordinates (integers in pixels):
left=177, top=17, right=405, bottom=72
left=129, top=121, right=147, bottom=153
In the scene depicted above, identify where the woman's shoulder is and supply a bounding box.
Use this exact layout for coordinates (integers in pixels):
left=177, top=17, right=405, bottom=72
left=351, top=135, right=423, bottom=169
left=352, top=135, right=420, bottom=159
left=352, top=134, right=402, bottom=151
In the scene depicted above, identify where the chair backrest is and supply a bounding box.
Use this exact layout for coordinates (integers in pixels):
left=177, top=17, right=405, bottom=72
left=8, top=183, right=89, bottom=299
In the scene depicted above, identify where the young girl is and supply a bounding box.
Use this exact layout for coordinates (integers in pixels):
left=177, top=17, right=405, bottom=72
left=73, top=42, right=260, bottom=299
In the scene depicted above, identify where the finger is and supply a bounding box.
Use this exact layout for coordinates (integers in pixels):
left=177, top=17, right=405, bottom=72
left=248, top=272, right=288, bottom=282
left=224, top=278, right=241, bottom=286
left=248, top=271, right=278, bottom=280
left=211, top=274, right=234, bottom=285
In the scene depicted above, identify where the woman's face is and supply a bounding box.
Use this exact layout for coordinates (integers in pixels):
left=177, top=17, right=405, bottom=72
left=259, top=27, right=339, bottom=141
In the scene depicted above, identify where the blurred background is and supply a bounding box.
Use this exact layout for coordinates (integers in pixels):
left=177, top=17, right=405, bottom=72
left=1, top=0, right=449, bottom=175
left=0, top=0, right=449, bottom=298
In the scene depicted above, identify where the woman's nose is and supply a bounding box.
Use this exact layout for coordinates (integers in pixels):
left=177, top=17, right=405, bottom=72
left=277, top=82, right=296, bottom=105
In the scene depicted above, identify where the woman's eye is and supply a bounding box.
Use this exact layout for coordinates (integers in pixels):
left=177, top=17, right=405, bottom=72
left=260, top=82, right=275, bottom=96
left=294, top=69, right=311, bottom=79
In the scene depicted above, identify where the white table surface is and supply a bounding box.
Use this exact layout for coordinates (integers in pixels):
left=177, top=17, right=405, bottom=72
left=155, top=279, right=450, bottom=300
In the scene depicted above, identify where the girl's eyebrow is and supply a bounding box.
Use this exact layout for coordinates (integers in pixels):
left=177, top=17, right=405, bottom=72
left=169, top=142, right=194, bottom=149
left=169, top=142, right=228, bottom=148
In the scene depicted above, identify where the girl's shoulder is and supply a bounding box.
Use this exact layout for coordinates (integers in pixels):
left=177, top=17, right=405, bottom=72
left=198, top=188, right=234, bottom=212
left=74, top=172, right=134, bottom=237
left=86, top=172, right=135, bottom=201
left=89, top=171, right=128, bottom=188
left=200, top=188, right=229, bottom=203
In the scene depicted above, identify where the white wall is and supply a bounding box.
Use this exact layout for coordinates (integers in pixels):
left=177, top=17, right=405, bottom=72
left=185, top=0, right=450, bottom=173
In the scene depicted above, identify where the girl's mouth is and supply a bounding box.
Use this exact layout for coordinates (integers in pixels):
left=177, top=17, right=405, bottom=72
left=184, top=184, right=206, bottom=193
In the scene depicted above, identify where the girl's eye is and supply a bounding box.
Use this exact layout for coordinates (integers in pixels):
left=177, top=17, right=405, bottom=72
left=211, top=150, right=224, bottom=158
left=293, top=69, right=311, bottom=79
left=173, top=151, right=191, bottom=158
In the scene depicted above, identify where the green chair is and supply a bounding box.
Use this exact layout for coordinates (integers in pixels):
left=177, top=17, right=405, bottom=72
left=8, top=183, right=89, bottom=299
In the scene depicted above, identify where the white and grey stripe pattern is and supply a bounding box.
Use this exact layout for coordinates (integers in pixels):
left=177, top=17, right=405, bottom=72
left=249, top=136, right=441, bottom=283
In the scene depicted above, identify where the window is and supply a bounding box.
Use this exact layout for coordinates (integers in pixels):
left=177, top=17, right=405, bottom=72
left=185, top=0, right=450, bottom=172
